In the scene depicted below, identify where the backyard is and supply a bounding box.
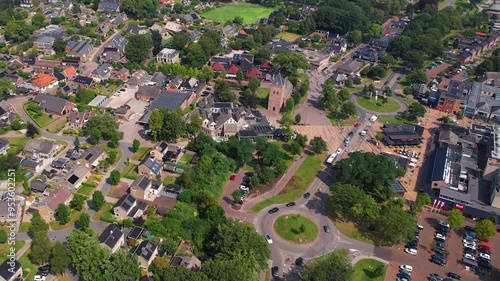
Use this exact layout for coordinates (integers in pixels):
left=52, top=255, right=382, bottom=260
left=276, top=32, right=303, bottom=42
left=19, top=249, right=37, bottom=281
left=249, top=153, right=325, bottom=213
left=92, top=202, right=117, bottom=223
left=47, top=119, right=68, bottom=134
left=355, top=96, right=401, bottom=113
left=351, top=259, right=387, bottom=281
left=274, top=214, right=318, bottom=243
left=23, top=101, right=59, bottom=128
left=121, top=163, right=138, bottom=180
left=49, top=209, right=84, bottom=231
left=201, top=4, right=277, bottom=24
left=131, top=147, right=150, bottom=161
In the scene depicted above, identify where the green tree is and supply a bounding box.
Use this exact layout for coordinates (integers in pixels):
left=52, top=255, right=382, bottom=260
left=31, top=12, right=46, bottom=28
left=0, top=78, right=15, bottom=101
left=446, top=209, right=465, bottom=230
left=367, top=23, right=383, bottom=38
left=272, top=52, right=309, bottom=77
left=407, top=103, right=426, bottom=121
left=84, top=114, right=120, bottom=141
left=214, top=80, right=237, bottom=102
left=149, top=109, right=164, bottom=141
left=310, top=136, right=327, bottom=154
left=68, top=230, right=112, bottom=281
left=120, top=0, right=157, bottom=18
left=232, top=190, right=242, bottom=203
left=132, top=139, right=140, bottom=152
left=203, top=257, right=258, bottom=281
left=411, top=192, right=431, bottom=213
left=376, top=203, right=416, bottom=244
left=248, top=76, right=261, bottom=93
left=295, top=114, right=302, bottom=124
left=4, top=20, right=31, bottom=43
left=77, top=213, right=90, bottom=230
left=373, top=264, right=385, bottom=277
left=187, top=114, right=203, bottom=135
left=301, top=250, right=352, bottom=281
left=73, top=136, right=80, bottom=148
left=56, top=204, right=69, bottom=224
left=102, top=250, right=142, bottom=281
left=233, top=16, right=244, bottom=25
left=52, top=37, right=67, bottom=54
left=70, top=194, right=85, bottom=211
left=50, top=241, right=71, bottom=274
left=0, top=230, right=6, bottom=243
left=235, top=69, right=244, bottom=84
left=110, top=169, right=121, bottom=185
left=29, top=211, right=48, bottom=234
left=124, top=34, right=153, bottom=64
left=92, top=191, right=105, bottom=211
left=150, top=29, right=162, bottom=56
left=30, top=231, right=52, bottom=265
left=475, top=219, right=497, bottom=239
left=88, top=127, right=102, bottom=144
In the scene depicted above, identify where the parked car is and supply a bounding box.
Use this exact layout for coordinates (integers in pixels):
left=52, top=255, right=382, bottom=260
left=230, top=174, right=236, bottom=181
left=303, top=192, right=311, bottom=199
left=295, top=257, right=304, bottom=266
left=271, top=266, right=279, bottom=277
left=463, top=243, right=476, bottom=249
left=478, top=244, right=491, bottom=251
left=435, top=233, right=446, bottom=240
left=464, top=253, right=475, bottom=260
left=479, top=253, right=491, bottom=260
left=399, top=265, right=413, bottom=272
left=478, top=248, right=491, bottom=255
left=234, top=167, right=240, bottom=173
left=405, top=248, right=417, bottom=255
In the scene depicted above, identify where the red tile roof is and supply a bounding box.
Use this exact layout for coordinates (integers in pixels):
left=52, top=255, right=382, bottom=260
left=212, top=62, right=224, bottom=71
left=247, top=67, right=261, bottom=77
left=239, top=29, right=247, bottom=35
left=227, top=64, right=239, bottom=74
left=63, top=66, right=77, bottom=78
left=33, top=73, right=57, bottom=88
left=261, top=60, right=272, bottom=69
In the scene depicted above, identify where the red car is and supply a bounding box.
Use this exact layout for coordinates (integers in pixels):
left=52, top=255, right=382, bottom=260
left=230, top=175, right=236, bottom=181
left=481, top=238, right=490, bottom=243
left=354, top=123, right=361, bottom=128
left=478, top=244, right=491, bottom=251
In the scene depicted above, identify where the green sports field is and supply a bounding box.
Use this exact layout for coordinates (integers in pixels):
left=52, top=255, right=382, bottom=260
left=201, top=4, right=277, bottom=25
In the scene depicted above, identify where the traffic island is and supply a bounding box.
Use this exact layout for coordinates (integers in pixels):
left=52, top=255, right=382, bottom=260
left=274, top=214, right=318, bottom=244
left=355, top=96, right=401, bottom=113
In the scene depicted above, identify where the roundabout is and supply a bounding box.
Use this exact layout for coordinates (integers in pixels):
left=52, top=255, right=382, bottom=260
left=355, top=95, right=401, bottom=113
left=274, top=214, right=318, bottom=244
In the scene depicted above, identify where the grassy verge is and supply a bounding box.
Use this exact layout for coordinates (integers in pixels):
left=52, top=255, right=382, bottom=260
left=249, top=153, right=324, bottom=213
left=18, top=222, right=31, bottom=233
left=8, top=137, right=29, bottom=154
left=131, top=147, right=150, bottom=161
left=0, top=240, right=25, bottom=263
left=23, top=101, right=59, bottom=128
left=91, top=202, right=117, bottom=223
left=19, top=249, right=37, bottom=281
left=327, top=204, right=374, bottom=244
left=77, top=183, right=96, bottom=197
left=351, top=259, right=387, bottom=281
left=308, top=249, right=349, bottom=267
left=274, top=214, right=318, bottom=243
left=49, top=209, right=83, bottom=231
left=329, top=111, right=359, bottom=126
left=47, top=119, right=68, bottom=134
left=356, top=96, right=400, bottom=113
left=257, top=87, right=270, bottom=108
left=179, top=153, right=194, bottom=164
left=121, top=163, right=138, bottom=180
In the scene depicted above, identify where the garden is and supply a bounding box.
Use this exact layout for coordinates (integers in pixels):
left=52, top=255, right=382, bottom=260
left=201, top=4, right=277, bottom=24
left=23, top=101, right=59, bottom=128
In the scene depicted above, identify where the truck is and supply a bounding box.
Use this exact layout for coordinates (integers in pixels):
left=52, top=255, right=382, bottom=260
left=369, top=115, right=378, bottom=122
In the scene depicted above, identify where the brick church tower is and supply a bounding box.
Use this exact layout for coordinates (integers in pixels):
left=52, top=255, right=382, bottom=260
left=267, top=73, right=286, bottom=112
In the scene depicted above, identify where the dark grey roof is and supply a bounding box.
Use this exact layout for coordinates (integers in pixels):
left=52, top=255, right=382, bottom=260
left=21, top=159, right=39, bottom=168
left=33, top=94, right=71, bottom=115
left=30, top=180, right=47, bottom=192
left=73, top=75, right=93, bottom=85
left=139, top=156, right=162, bottom=175
left=134, top=240, right=158, bottom=262
left=128, top=226, right=144, bottom=239
left=131, top=174, right=151, bottom=190
left=100, top=0, right=120, bottom=12
left=99, top=224, right=124, bottom=249
left=83, top=146, right=105, bottom=165
left=115, top=194, right=136, bottom=212
left=0, top=139, right=9, bottom=150
left=0, top=259, right=21, bottom=280
left=149, top=91, right=191, bottom=110
left=68, top=40, right=92, bottom=57
left=271, top=72, right=286, bottom=86
left=92, top=63, right=112, bottom=78
left=164, top=184, right=182, bottom=192
left=53, top=72, right=66, bottom=81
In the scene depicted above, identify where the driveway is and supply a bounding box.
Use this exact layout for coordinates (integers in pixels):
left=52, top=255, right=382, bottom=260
left=105, top=87, right=138, bottom=109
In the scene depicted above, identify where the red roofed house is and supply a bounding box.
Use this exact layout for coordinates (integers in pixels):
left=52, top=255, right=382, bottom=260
left=260, top=60, right=273, bottom=70
left=33, top=188, right=73, bottom=222
left=32, top=73, right=58, bottom=93
left=247, top=67, right=261, bottom=79
left=62, top=66, right=77, bottom=79
left=211, top=62, right=224, bottom=72
left=226, top=64, right=239, bottom=78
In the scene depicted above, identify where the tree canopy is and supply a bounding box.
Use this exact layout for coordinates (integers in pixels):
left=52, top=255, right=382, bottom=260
left=148, top=108, right=186, bottom=141
left=272, top=52, right=309, bottom=77
left=447, top=209, right=465, bottom=230
left=301, top=250, right=353, bottom=281
left=84, top=113, right=120, bottom=142
left=0, top=78, right=15, bottom=101
left=124, top=34, right=153, bottom=63
left=120, top=0, right=157, bottom=18
left=475, top=219, right=497, bottom=239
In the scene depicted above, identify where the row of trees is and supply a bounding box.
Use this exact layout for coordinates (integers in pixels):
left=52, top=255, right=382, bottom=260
left=319, top=80, right=357, bottom=121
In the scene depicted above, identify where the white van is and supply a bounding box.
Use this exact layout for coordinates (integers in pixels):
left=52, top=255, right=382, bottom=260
left=405, top=248, right=417, bottom=255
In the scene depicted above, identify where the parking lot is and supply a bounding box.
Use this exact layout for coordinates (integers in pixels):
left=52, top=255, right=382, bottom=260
left=105, top=87, right=138, bottom=109
left=386, top=210, right=500, bottom=281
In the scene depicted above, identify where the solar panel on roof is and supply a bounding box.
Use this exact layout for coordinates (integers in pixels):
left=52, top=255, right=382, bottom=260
left=68, top=174, right=79, bottom=184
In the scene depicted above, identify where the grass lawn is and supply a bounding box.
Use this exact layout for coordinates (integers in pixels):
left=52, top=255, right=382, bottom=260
left=19, top=249, right=37, bottom=281
left=7, top=137, right=29, bottom=154
left=23, top=101, right=59, bottom=128
left=49, top=209, right=83, bottom=231
left=121, top=163, right=138, bottom=180
left=276, top=32, right=302, bottom=42
left=47, top=119, right=68, bottom=134
left=92, top=202, right=117, bottom=223
left=77, top=183, right=95, bottom=197
left=378, top=117, right=415, bottom=125
left=18, top=222, right=31, bottom=233
left=351, top=259, right=387, bottom=281
left=179, top=153, right=194, bottom=164
left=308, top=249, right=349, bottom=267
left=329, top=111, right=359, bottom=126
left=131, top=147, right=150, bottom=161
left=327, top=203, right=374, bottom=244
left=0, top=240, right=25, bottom=263
left=249, top=153, right=325, bottom=213
left=356, top=96, right=400, bottom=113
left=395, top=94, right=416, bottom=106
left=201, top=4, right=277, bottom=24
left=98, top=145, right=123, bottom=166
left=257, top=87, right=270, bottom=108
left=274, top=214, right=318, bottom=244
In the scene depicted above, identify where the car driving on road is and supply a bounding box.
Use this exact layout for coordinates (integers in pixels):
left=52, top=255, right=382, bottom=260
left=268, top=207, right=279, bottom=214
left=285, top=202, right=296, bottom=207
left=265, top=234, right=273, bottom=244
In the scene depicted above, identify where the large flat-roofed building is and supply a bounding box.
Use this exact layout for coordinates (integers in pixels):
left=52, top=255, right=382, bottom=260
left=381, top=124, right=424, bottom=146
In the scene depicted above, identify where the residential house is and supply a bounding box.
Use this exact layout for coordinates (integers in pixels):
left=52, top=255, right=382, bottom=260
left=159, top=0, right=175, bottom=10
left=137, top=90, right=195, bottom=125
left=266, top=40, right=295, bottom=55
left=99, top=0, right=121, bottom=13
left=180, top=77, right=198, bottom=91
left=33, top=36, right=55, bottom=54
left=170, top=255, right=202, bottom=271
left=99, top=224, right=124, bottom=253
left=137, top=156, right=162, bottom=178
left=0, top=259, right=22, bottom=281
left=91, top=63, right=113, bottom=81
left=67, top=40, right=93, bottom=62
left=67, top=111, right=95, bottom=128
left=181, top=13, right=200, bottom=25
left=187, top=30, right=201, bottom=42
left=134, top=240, right=159, bottom=270
left=0, top=139, right=9, bottom=155
left=66, top=166, right=91, bottom=189
left=165, top=21, right=183, bottom=33
left=150, top=72, right=168, bottom=87
left=24, top=139, right=57, bottom=158
left=73, top=75, right=95, bottom=89
left=109, top=13, right=127, bottom=28
left=222, top=25, right=237, bottom=38
left=82, top=146, right=106, bottom=169
left=33, top=59, right=60, bottom=73
left=36, top=188, right=73, bottom=221
left=126, top=24, right=148, bottom=35
left=115, top=105, right=131, bottom=119
left=128, top=70, right=149, bottom=88
left=109, top=34, right=128, bottom=52
left=32, top=73, right=58, bottom=93
left=160, top=184, right=183, bottom=199
left=51, top=158, right=68, bottom=169
left=111, top=68, right=129, bottom=81
left=130, top=174, right=153, bottom=200
left=150, top=141, right=169, bottom=161
left=97, top=23, right=110, bottom=35
left=21, top=159, right=42, bottom=172
left=20, top=0, right=33, bottom=8
left=33, top=94, right=75, bottom=116
left=62, top=66, right=78, bottom=79
left=30, top=177, right=47, bottom=193
left=127, top=226, right=144, bottom=240
left=235, top=29, right=248, bottom=40
left=136, top=86, right=161, bottom=101
left=437, top=80, right=468, bottom=114
left=156, top=48, right=180, bottom=64
left=113, top=194, right=137, bottom=220
left=53, top=72, right=66, bottom=83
